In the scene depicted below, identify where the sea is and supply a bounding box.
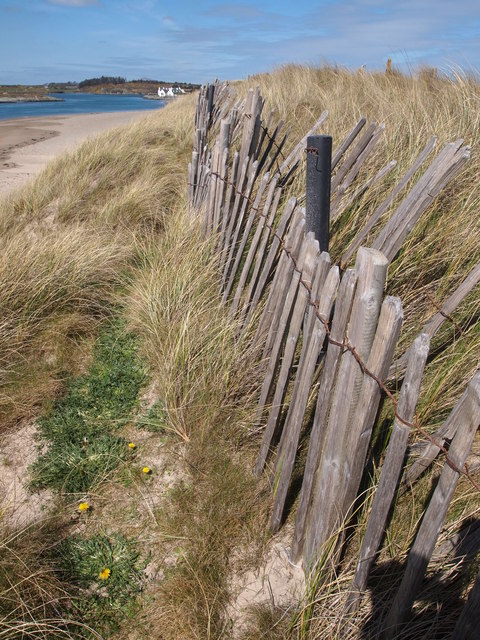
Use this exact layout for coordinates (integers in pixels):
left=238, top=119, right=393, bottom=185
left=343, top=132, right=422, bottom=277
left=0, top=92, right=165, bottom=121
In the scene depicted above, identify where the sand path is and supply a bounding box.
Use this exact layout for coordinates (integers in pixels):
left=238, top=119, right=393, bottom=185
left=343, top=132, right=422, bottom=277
left=0, top=110, right=155, bottom=198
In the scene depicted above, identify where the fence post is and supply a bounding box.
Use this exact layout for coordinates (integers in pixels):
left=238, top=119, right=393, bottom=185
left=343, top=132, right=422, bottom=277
left=207, top=84, right=215, bottom=130
left=306, top=135, right=332, bottom=252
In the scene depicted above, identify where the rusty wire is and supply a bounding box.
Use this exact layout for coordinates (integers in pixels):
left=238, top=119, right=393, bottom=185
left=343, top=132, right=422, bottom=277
left=190, top=130, right=480, bottom=495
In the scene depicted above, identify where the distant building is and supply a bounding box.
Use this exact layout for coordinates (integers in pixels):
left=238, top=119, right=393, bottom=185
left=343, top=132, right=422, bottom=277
left=158, top=87, right=166, bottom=97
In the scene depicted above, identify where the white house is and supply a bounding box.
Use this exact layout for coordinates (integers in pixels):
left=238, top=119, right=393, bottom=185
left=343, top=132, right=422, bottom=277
left=158, top=87, right=166, bottom=97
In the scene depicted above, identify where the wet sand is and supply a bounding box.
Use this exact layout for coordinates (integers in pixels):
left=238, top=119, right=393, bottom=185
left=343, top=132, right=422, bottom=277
left=0, top=110, right=155, bottom=198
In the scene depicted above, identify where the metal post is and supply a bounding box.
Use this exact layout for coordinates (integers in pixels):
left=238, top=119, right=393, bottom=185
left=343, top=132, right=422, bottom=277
left=306, top=135, right=332, bottom=252
left=207, top=84, right=215, bottom=130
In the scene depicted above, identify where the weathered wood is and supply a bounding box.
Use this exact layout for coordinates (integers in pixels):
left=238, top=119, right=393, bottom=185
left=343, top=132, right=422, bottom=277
left=331, top=118, right=367, bottom=170
left=331, top=159, right=396, bottom=222
left=253, top=223, right=307, bottom=422
left=432, top=519, right=480, bottom=564
left=266, top=129, right=289, bottom=175
left=345, top=333, right=430, bottom=613
left=258, top=119, right=284, bottom=174
left=218, top=151, right=240, bottom=255
left=190, top=150, right=199, bottom=204
left=400, top=382, right=472, bottom=489
left=291, top=269, right=358, bottom=562
left=255, top=235, right=320, bottom=475
left=452, top=567, right=480, bottom=640
left=224, top=170, right=270, bottom=302
left=220, top=155, right=250, bottom=284
left=373, top=141, right=470, bottom=261
left=331, top=124, right=384, bottom=203
left=307, top=295, right=403, bottom=572
left=213, top=146, right=229, bottom=232
left=187, top=161, right=193, bottom=205
left=304, top=247, right=389, bottom=568
left=261, top=227, right=314, bottom=361
left=389, top=260, right=480, bottom=379
left=239, top=87, right=263, bottom=168
left=239, top=184, right=283, bottom=321
left=279, top=111, right=329, bottom=174
left=261, top=224, right=311, bottom=359
left=340, top=136, right=437, bottom=267
left=254, top=210, right=304, bottom=349
left=339, top=296, right=404, bottom=521
left=301, top=252, right=332, bottom=341
left=245, top=198, right=298, bottom=329
left=270, top=265, right=340, bottom=532
left=383, top=371, right=480, bottom=639
left=222, top=159, right=260, bottom=299
left=231, top=176, right=279, bottom=314
left=331, top=122, right=377, bottom=192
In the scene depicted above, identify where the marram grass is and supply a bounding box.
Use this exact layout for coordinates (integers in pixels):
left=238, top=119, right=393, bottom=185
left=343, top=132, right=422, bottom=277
left=0, top=65, right=479, bottom=639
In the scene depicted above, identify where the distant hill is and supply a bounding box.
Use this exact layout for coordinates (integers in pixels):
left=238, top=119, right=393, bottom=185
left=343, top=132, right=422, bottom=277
left=0, top=79, right=200, bottom=98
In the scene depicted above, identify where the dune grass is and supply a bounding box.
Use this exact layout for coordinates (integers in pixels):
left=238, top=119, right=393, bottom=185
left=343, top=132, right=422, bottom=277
left=0, top=65, right=479, bottom=639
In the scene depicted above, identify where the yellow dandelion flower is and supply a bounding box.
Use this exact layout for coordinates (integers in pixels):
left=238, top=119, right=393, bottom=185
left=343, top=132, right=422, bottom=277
left=78, top=502, right=90, bottom=512
left=98, top=568, right=111, bottom=581
left=128, top=442, right=136, bottom=449
left=142, top=466, right=151, bottom=475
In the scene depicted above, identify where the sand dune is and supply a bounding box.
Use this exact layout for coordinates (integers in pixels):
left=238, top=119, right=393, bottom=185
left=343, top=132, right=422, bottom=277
left=0, top=110, right=155, bottom=198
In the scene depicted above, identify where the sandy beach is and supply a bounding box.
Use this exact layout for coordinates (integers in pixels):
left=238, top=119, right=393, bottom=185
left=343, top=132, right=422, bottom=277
left=0, top=110, right=155, bottom=198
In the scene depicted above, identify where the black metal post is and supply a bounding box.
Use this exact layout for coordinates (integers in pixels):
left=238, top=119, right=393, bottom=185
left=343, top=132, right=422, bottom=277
left=207, top=84, right=215, bottom=130
left=306, top=135, right=332, bottom=253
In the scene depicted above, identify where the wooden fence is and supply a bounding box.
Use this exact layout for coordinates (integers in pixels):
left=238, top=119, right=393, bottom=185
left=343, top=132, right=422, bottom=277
left=188, top=81, right=480, bottom=635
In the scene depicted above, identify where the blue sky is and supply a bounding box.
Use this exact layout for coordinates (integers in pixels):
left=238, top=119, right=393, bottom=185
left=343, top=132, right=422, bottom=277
left=0, top=0, right=479, bottom=84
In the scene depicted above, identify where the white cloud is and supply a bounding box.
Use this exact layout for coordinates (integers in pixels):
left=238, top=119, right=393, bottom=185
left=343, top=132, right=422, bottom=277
left=47, top=0, right=99, bottom=6
left=162, top=16, right=182, bottom=32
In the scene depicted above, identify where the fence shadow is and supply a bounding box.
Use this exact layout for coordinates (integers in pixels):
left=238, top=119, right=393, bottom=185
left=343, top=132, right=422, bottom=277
left=360, top=517, right=480, bottom=639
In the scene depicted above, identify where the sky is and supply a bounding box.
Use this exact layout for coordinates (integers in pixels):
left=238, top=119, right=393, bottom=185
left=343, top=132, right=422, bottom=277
left=0, top=0, right=479, bottom=85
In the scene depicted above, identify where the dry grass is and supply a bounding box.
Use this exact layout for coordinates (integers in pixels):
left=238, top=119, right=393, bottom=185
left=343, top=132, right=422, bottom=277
left=237, top=64, right=480, bottom=427
left=0, top=65, right=479, bottom=639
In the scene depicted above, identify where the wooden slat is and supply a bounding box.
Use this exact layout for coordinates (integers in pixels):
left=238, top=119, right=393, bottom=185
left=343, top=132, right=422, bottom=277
left=258, top=119, right=284, bottom=173
left=331, top=124, right=385, bottom=205
left=389, top=260, right=480, bottom=379
left=331, top=159, right=396, bottom=222
left=245, top=198, right=298, bottom=329
left=339, top=296, right=404, bottom=522
left=254, top=109, right=273, bottom=162
left=261, top=226, right=313, bottom=360
left=304, top=247, right=389, bottom=567
left=220, top=155, right=250, bottom=282
left=224, top=170, right=270, bottom=302
left=340, top=136, right=437, bottom=267
left=260, top=223, right=311, bottom=359
left=291, top=269, right=358, bottom=562
left=239, top=184, right=283, bottom=320
left=222, top=159, right=260, bottom=298
left=279, top=111, right=328, bottom=174
left=270, top=265, right=340, bottom=532
left=331, top=122, right=377, bottom=192
left=218, top=151, right=240, bottom=255
left=383, top=371, right=480, bottom=639
left=255, top=235, right=320, bottom=475
left=373, top=141, right=470, bottom=261
left=331, top=118, right=367, bottom=170
left=253, top=209, right=304, bottom=347
left=451, top=568, right=480, bottom=640
left=346, top=333, right=430, bottom=612
left=400, top=383, right=471, bottom=489
left=213, top=146, right=229, bottom=232
left=231, top=176, right=280, bottom=314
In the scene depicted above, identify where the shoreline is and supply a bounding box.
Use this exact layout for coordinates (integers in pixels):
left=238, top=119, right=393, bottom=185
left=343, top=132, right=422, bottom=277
left=0, top=110, right=157, bottom=198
